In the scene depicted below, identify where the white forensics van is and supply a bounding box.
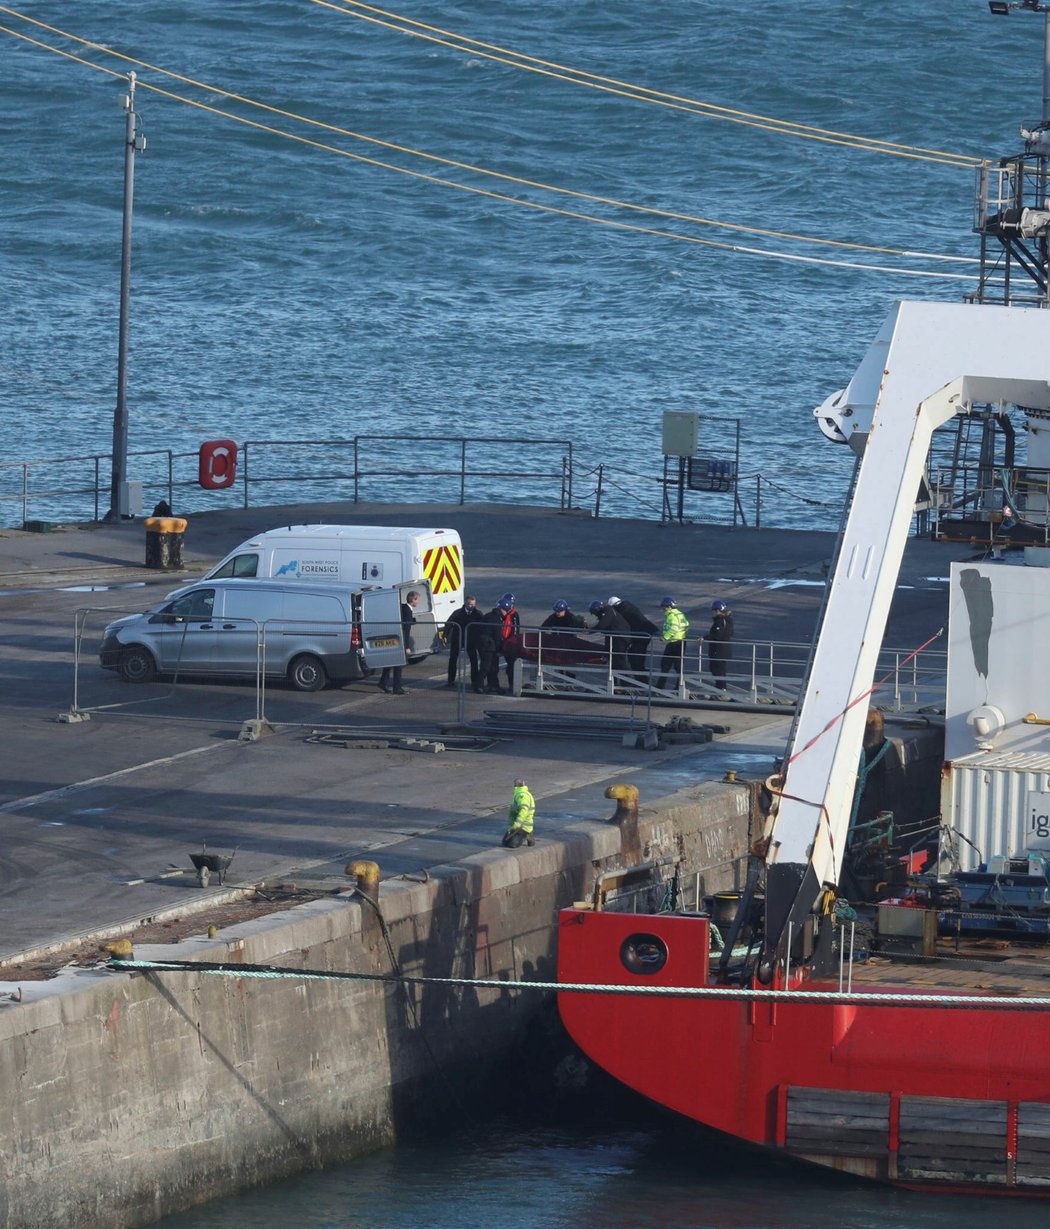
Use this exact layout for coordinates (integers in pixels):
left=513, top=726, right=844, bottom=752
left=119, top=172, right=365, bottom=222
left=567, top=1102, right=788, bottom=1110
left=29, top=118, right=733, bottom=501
left=204, top=525, right=464, bottom=627
left=100, top=579, right=433, bottom=691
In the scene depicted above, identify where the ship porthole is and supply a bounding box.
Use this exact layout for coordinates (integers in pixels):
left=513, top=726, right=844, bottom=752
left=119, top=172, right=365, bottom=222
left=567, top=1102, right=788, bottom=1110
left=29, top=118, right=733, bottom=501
left=620, top=932, right=667, bottom=975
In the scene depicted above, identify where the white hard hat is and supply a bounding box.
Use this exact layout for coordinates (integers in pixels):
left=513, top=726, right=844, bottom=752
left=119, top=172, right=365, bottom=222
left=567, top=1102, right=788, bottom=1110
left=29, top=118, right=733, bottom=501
left=607, top=596, right=622, bottom=606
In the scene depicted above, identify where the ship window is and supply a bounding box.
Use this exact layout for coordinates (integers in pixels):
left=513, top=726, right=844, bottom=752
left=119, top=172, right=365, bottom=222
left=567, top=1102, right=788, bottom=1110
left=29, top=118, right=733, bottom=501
left=620, top=932, right=667, bottom=976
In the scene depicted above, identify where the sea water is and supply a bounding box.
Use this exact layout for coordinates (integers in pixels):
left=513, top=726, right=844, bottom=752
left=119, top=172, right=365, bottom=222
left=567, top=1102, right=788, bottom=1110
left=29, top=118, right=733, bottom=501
left=2, top=1, right=1041, bottom=526
left=155, top=1110, right=1050, bottom=1229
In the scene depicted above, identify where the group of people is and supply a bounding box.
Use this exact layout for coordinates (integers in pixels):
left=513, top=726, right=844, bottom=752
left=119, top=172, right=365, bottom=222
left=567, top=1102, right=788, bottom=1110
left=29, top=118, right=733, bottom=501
left=443, top=591, right=520, bottom=694
left=652, top=596, right=734, bottom=692
left=442, top=592, right=734, bottom=692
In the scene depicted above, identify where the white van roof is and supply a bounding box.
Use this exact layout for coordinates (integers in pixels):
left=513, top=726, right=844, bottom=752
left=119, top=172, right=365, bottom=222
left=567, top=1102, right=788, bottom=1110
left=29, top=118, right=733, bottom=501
left=251, top=524, right=455, bottom=539
left=167, top=578, right=359, bottom=599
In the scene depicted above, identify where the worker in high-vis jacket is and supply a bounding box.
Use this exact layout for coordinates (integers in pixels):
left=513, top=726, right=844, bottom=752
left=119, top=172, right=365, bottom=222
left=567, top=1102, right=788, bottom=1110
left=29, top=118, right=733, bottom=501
left=502, top=778, right=536, bottom=848
left=655, top=596, right=690, bottom=691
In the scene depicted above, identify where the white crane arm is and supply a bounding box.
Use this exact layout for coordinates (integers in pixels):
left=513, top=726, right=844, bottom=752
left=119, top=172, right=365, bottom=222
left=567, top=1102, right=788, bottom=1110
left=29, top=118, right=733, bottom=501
left=762, top=299, right=1050, bottom=968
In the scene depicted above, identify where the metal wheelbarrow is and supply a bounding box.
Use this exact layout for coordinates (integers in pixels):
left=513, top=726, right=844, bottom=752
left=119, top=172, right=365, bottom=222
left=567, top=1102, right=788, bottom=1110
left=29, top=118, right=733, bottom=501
left=189, top=844, right=236, bottom=888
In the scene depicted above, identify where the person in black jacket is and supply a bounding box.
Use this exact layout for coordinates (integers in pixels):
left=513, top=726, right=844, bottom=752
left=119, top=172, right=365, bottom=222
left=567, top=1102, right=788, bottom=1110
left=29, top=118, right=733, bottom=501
left=607, top=595, right=659, bottom=680
left=588, top=600, right=631, bottom=674
left=707, top=599, right=734, bottom=690
left=379, top=590, right=419, bottom=694
left=476, top=601, right=508, bottom=694
left=541, top=599, right=585, bottom=630
left=444, top=595, right=482, bottom=690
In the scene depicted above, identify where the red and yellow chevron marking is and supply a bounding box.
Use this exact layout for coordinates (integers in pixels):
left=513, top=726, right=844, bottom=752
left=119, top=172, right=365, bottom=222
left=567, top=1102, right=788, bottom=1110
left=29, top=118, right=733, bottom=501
left=423, top=544, right=463, bottom=595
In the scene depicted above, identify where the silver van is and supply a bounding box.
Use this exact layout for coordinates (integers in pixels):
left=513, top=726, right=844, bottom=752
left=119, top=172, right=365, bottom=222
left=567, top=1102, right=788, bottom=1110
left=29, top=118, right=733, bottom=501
left=99, top=579, right=434, bottom=691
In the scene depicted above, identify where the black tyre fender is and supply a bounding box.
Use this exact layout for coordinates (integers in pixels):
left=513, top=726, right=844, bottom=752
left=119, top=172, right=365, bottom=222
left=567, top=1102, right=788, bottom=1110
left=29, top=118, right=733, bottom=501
left=289, top=654, right=327, bottom=692
left=119, top=645, right=157, bottom=684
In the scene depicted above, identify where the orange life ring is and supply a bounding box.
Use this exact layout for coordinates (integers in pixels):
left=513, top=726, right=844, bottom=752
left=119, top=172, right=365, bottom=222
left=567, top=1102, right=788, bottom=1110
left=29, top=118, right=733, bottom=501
left=198, top=439, right=238, bottom=489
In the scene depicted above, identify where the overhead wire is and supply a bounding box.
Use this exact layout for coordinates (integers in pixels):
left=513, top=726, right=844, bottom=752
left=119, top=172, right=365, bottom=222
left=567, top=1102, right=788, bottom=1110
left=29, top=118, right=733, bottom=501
left=313, top=0, right=984, bottom=170
left=1, top=6, right=977, bottom=266
left=0, top=11, right=992, bottom=282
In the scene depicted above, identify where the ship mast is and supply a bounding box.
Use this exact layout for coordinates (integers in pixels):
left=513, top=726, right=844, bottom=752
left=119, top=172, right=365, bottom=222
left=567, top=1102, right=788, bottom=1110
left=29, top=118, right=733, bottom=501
left=976, top=1, right=1050, bottom=305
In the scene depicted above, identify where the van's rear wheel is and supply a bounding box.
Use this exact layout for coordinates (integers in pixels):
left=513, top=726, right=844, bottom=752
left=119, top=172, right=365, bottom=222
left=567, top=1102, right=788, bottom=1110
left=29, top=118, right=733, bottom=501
left=289, top=654, right=327, bottom=692
left=119, top=645, right=157, bottom=684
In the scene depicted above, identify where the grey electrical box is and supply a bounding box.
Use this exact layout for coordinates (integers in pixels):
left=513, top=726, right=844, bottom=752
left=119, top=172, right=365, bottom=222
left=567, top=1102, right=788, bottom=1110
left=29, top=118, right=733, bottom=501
left=118, top=481, right=144, bottom=518
left=662, top=411, right=699, bottom=458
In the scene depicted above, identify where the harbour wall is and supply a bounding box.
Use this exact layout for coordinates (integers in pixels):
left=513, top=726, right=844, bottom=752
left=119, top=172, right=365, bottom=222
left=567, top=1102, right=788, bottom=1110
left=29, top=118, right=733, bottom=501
left=1, top=779, right=753, bottom=1229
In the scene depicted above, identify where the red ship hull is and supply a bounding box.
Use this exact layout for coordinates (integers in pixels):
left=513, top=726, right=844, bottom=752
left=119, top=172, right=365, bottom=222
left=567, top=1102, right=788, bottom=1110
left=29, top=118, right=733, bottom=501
left=557, top=908, right=1050, bottom=1193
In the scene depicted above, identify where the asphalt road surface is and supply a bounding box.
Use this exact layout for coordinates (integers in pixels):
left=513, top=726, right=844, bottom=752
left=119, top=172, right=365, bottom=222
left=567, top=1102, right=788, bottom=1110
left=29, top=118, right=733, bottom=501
left=0, top=502, right=973, bottom=964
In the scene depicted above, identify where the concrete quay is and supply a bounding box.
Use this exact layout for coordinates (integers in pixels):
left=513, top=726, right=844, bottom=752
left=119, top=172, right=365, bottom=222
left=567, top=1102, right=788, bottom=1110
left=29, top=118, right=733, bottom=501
left=0, top=502, right=966, bottom=1228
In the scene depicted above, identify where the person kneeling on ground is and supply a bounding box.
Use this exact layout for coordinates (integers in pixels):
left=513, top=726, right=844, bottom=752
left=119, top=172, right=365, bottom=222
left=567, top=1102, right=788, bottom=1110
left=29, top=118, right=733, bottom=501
left=502, top=777, right=535, bottom=848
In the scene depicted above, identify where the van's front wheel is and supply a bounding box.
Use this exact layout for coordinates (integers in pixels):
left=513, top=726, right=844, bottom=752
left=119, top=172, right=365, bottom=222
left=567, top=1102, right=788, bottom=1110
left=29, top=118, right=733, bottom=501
left=119, top=645, right=157, bottom=684
left=289, top=654, right=327, bottom=692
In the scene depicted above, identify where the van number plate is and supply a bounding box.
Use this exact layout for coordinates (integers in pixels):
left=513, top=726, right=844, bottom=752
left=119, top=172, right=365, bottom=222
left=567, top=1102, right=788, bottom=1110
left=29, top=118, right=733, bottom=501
left=370, top=636, right=399, bottom=648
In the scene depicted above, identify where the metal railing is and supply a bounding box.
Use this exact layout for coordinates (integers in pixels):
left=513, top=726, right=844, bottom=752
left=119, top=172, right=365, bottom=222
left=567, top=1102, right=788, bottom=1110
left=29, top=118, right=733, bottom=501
left=933, top=462, right=1050, bottom=547
left=68, top=606, right=947, bottom=734
left=0, top=436, right=575, bottom=529
left=1, top=435, right=862, bottom=533
left=513, top=628, right=947, bottom=714
left=69, top=605, right=424, bottom=728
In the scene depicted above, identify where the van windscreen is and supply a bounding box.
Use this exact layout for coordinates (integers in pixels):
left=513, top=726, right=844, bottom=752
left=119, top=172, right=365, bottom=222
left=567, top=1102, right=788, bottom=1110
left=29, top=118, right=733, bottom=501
left=211, top=553, right=259, bottom=579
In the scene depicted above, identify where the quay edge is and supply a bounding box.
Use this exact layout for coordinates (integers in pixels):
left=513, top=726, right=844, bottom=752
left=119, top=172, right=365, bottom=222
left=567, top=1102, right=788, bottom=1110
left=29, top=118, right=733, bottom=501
left=1, top=779, right=755, bottom=1229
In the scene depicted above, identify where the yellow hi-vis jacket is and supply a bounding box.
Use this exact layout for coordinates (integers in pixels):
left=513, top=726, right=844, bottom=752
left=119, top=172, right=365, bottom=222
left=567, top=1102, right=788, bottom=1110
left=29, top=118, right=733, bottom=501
left=507, top=785, right=535, bottom=834
left=661, top=608, right=689, bottom=643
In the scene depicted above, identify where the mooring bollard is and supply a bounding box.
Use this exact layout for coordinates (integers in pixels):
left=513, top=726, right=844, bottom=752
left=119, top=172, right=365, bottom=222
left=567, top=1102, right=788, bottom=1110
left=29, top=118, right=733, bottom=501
left=144, top=516, right=188, bottom=570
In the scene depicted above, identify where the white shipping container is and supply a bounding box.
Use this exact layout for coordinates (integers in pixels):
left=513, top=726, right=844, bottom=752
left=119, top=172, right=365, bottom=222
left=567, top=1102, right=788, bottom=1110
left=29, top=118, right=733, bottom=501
left=942, top=754, right=1050, bottom=873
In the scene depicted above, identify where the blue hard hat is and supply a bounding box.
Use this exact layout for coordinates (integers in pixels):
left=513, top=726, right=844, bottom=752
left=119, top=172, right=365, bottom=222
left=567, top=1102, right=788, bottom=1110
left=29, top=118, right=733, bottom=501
left=660, top=596, right=676, bottom=608
left=500, top=592, right=516, bottom=606
left=588, top=600, right=604, bottom=614
left=711, top=600, right=728, bottom=612
left=553, top=599, right=569, bottom=612
left=498, top=598, right=514, bottom=612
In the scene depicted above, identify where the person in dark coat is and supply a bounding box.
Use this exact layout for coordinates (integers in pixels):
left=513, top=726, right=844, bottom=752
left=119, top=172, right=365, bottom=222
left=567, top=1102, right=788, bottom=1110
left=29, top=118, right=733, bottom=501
left=707, top=599, right=734, bottom=690
left=588, top=600, right=631, bottom=674
left=496, top=593, right=520, bottom=691
left=379, top=590, right=419, bottom=694
left=541, top=599, right=585, bottom=630
left=476, top=600, right=509, bottom=694
left=444, top=594, right=482, bottom=690
left=607, top=595, right=659, bottom=680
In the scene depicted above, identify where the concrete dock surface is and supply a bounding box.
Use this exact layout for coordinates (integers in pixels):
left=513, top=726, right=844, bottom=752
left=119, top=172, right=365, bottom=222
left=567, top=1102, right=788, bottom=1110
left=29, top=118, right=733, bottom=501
left=0, top=501, right=972, bottom=967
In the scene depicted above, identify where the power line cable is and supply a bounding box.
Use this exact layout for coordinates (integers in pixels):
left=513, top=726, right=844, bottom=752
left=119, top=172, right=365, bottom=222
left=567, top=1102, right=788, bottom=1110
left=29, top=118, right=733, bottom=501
left=1, top=6, right=977, bottom=265
left=0, top=15, right=993, bottom=282
left=313, top=0, right=983, bottom=169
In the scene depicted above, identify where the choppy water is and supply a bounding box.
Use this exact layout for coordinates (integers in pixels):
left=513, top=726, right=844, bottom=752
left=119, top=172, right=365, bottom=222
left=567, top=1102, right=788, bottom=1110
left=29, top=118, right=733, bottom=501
left=3, top=1, right=1043, bottom=525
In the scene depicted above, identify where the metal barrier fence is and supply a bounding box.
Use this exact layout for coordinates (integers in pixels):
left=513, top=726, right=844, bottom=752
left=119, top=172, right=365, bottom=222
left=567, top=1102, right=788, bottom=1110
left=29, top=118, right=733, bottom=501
left=511, top=630, right=947, bottom=714
left=1, top=436, right=864, bottom=533
left=68, top=610, right=947, bottom=730
left=69, top=605, right=428, bottom=731
left=0, top=436, right=574, bottom=529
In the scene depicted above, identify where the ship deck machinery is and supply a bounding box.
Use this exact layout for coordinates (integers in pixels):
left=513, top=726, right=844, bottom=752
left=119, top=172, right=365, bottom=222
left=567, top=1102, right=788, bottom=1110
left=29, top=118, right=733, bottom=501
left=557, top=301, right=1050, bottom=1193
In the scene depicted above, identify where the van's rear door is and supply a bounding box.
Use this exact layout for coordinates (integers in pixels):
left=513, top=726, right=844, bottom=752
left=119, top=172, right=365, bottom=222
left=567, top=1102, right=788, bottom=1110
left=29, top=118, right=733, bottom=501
left=359, top=589, right=408, bottom=670
left=400, top=581, right=436, bottom=661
